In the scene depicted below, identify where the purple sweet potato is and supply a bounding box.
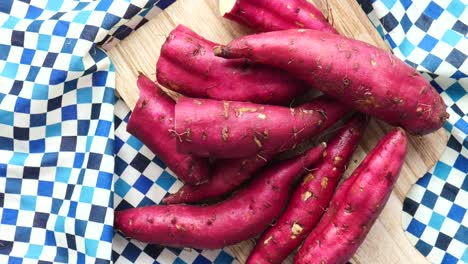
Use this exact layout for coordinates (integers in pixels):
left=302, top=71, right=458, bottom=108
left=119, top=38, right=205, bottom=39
left=214, top=29, right=448, bottom=135
left=126, top=74, right=209, bottom=185
left=221, top=0, right=337, bottom=34
left=294, top=127, right=408, bottom=264
left=247, top=115, right=366, bottom=264
left=175, top=96, right=349, bottom=159
left=165, top=96, right=347, bottom=204
left=114, top=143, right=326, bottom=249
left=156, top=25, right=306, bottom=105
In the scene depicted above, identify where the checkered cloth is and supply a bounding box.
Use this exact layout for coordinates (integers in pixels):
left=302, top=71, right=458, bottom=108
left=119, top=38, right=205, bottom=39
left=1, top=0, right=466, bottom=264
left=358, top=0, right=467, bottom=263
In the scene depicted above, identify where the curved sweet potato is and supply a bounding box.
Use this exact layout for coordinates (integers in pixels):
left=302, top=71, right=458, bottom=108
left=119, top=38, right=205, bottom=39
left=156, top=25, right=306, bottom=105
left=165, top=96, right=348, bottom=204
left=175, top=96, right=349, bottom=159
left=214, top=29, right=448, bottom=135
left=221, top=0, right=337, bottom=34
left=127, top=74, right=209, bottom=185
left=294, top=127, right=408, bottom=264
left=115, top=143, right=325, bottom=249
left=247, top=115, right=366, bottom=264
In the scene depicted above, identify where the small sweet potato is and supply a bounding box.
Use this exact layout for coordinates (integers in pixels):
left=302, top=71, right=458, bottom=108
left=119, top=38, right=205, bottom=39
left=247, top=115, right=366, bottom=264
left=115, top=143, right=325, bottom=249
left=127, top=74, right=209, bottom=185
left=221, top=0, right=337, bottom=34
left=156, top=25, right=306, bottom=105
left=294, top=127, right=408, bottom=264
left=214, top=29, right=448, bottom=135
left=175, top=96, right=349, bottom=159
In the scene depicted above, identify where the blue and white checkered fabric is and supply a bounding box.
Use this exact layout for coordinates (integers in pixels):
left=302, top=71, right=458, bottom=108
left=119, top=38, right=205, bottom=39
left=0, top=0, right=175, bottom=263
left=359, top=0, right=467, bottom=263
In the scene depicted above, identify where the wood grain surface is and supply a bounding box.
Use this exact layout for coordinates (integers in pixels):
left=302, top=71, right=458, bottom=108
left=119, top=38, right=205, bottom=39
left=107, top=0, right=448, bottom=263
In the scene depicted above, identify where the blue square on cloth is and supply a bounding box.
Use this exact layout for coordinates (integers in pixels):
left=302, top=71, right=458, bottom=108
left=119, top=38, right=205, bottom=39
left=399, top=37, right=415, bottom=57
left=447, top=0, right=465, bottom=18
left=95, top=120, right=112, bottom=137
left=133, top=176, right=153, bottom=194
left=122, top=243, right=141, bottom=262
left=25, top=5, right=43, bottom=20
left=38, top=181, right=53, bottom=196
left=447, top=204, right=466, bottom=222
left=114, top=178, right=131, bottom=197
left=455, top=119, right=468, bottom=134
left=20, top=48, right=35, bottom=64
left=442, top=30, right=462, bottom=46
left=62, top=105, right=78, bottom=121
left=400, top=14, right=412, bottom=33
left=428, top=212, right=445, bottom=230
left=53, top=21, right=70, bottom=37
left=1, top=208, right=18, bottom=225
left=126, top=136, right=143, bottom=151
left=421, top=54, right=443, bottom=72
left=415, top=240, right=432, bottom=256
left=424, top=2, right=444, bottom=19
left=442, top=253, right=458, bottom=264
left=100, top=224, right=113, bottom=243
left=0, top=0, right=13, bottom=13
left=75, top=219, right=87, bottom=236
left=25, top=244, right=43, bottom=259
left=214, top=251, right=234, bottom=264
left=68, top=201, right=78, bottom=217
left=0, top=163, right=6, bottom=177
left=155, top=171, right=176, bottom=191
left=32, top=212, right=49, bottom=228
left=446, top=49, right=466, bottom=69
left=421, top=190, right=438, bottom=208
left=14, top=227, right=32, bottom=242
left=54, top=216, right=66, bottom=232
left=20, top=195, right=37, bottom=211
left=415, top=14, right=433, bottom=31
left=174, top=258, right=187, bottom=264
left=41, top=152, right=58, bottom=167
left=61, top=38, right=78, bottom=54
left=96, top=171, right=112, bottom=189
left=6, top=178, right=22, bottom=194
left=9, top=152, right=27, bottom=166
left=37, top=35, right=51, bottom=51
left=89, top=205, right=107, bottom=223
left=77, top=88, right=92, bottom=104
left=381, top=12, right=399, bottom=32
left=0, top=109, right=14, bottom=125
left=455, top=226, right=467, bottom=244
left=26, top=66, right=40, bottom=82
left=45, top=230, right=57, bottom=246
left=193, top=255, right=211, bottom=264
left=79, top=186, right=94, bottom=203
left=14, top=97, right=31, bottom=113
left=55, top=247, right=69, bottom=263
left=0, top=44, right=11, bottom=60
left=2, top=62, right=19, bottom=79
left=102, top=13, right=120, bottom=30
left=454, top=155, right=467, bottom=173
left=418, top=35, right=438, bottom=52
left=85, top=239, right=99, bottom=257
left=30, top=139, right=45, bottom=153
left=87, top=152, right=103, bottom=170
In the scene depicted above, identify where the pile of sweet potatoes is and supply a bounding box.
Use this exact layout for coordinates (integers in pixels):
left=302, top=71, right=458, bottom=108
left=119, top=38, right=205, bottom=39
left=116, top=0, right=447, bottom=263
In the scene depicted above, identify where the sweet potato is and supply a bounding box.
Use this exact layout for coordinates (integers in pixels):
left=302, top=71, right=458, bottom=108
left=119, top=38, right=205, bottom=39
left=175, top=96, right=349, bottom=159
left=247, top=115, right=366, bottom=264
left=294, top=127, right=408, bottom=264
left=126, top=74, right=209, bottom=185
left=214, top=29, right=448, bottom=135
left=114, top=143, right=326, bottom=249
left=165, top=96, right=347, bottom=204
left=156, top=25, right=306, bottom=105
left=220, top=0, right=337, bottom=34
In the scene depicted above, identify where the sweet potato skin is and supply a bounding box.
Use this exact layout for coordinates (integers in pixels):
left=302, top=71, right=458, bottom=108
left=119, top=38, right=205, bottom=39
left=165, top=96, right=348, bottom=204
left=156, top=25, right=306, bottom=105
left=175, top=96, right=349, bottom=159
left=214, top=29, right=448, bottom=135
left=126, top=74, right=209, bottom=185
left=223, top=0, right=337, bottom=34
left=294, top=127, right=408, bottom=264
left=115, top=144, right=325, bottom=249
left=247, top=115, right=366, bottom=264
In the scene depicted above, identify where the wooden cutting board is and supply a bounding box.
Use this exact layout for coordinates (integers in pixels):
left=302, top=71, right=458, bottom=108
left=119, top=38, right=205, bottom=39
left=107, top=0, right=448, bottom=263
